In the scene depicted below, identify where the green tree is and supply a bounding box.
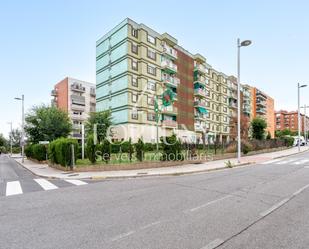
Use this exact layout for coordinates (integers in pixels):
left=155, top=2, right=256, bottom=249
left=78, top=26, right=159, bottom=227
left=85, top=111, right=112, bottom=143
left=86, top=135, right=97, bottom=164
left=135, top=138, right=145, bottom=162
left=25, top=105, right=72, bottom=143
left=251, top=117, right=267, bottom=140
left=160, top=134, right=184, bottom=161
left=128, top=138, right=134, bottom=162
left=0, top=134, right=7, bottom=147
left=9, top=128, right=21, bottom=147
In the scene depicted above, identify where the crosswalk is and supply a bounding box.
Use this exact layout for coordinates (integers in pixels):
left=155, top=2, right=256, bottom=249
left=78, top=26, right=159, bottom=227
left=261, top=158, right=309, bottom=165
left=2, top=178, right=89, bottom=197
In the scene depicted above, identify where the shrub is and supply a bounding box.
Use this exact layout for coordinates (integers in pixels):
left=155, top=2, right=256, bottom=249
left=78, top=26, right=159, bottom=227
left=242, top=141, right=253, bottom=155
left=135, top=138, right=145, bottom=162
left=160, top=134, right=184, bottom=161
left=25, top=144, right=34, bottom=158
left=32, top=144, right=47, bottom=161
left=48, top=138, right=78, bottom=167
left=0, top=146, right=7, bottom=154
left=86, top=135, right=96, bottom=164
left=127, top=138, right=134, bottom=162
left=144, top=143, right=156, bottom=151
left=282, top=136, right=294, bottom=147
left=101, top=139, right=111, bottom=163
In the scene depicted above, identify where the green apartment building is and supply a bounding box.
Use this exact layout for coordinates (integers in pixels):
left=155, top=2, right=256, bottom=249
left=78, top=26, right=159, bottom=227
left=96, top=18, right=231, bottom=143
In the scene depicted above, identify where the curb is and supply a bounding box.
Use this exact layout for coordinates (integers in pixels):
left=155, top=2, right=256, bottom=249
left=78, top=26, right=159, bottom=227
left=273, top=148, right=309, bottom=159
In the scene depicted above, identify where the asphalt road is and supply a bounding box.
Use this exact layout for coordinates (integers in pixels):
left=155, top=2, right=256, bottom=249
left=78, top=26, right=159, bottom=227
left=1, top=151, right=309, bottom=249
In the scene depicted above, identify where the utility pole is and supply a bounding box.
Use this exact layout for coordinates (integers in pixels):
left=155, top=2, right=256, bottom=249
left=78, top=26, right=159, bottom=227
left=301, top=105, right=309, bottom=146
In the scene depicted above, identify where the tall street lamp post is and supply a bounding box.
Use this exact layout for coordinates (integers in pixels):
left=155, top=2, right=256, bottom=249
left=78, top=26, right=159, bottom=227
left=298, top=83, right=307, bottom=152
left=14, top=95, right=25, bottom=163
left=237, top=39, right=252, bottom=163
left=300, top=105, right=309, bottom=146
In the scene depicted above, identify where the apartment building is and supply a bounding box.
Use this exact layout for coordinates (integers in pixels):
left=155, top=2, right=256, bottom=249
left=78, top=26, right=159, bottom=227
left=241, top=86, right=275, bottom=138
left=96, top=18, right=233, bottom=143
left=51, top=77, right=96, bottom=140
left=275, top=110, right=309, bottom=133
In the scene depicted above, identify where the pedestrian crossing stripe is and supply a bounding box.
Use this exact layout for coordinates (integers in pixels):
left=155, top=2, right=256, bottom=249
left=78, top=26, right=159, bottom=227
left=4, top=179, right=88, bottom=197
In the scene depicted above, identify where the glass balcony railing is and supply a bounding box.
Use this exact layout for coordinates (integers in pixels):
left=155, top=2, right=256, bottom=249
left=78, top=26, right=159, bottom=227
left=194, top=63, right=207, bottom=74
left=194, top=88, right=207, bottom=97
left=162, top=75, right=180, bottom=87
left=161, top=60, right=177, bottom=73
left=162, top=42, right=177, bottom=60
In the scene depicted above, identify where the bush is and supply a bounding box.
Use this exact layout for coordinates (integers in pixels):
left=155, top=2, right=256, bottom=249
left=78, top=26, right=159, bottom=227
left=135, top=138, right=145, bottom=162
left=86, top=135, right=96, bottom=164
left=25, top=144, right=34, bottom=158
left=160, top=134, right=184, bottom=161
left=144, top=143, right=156, bottom=151
left=127, top=138, right=134, bottom=162
left=100, top=139, right=111, bottom=163
left=32, top=144, right=47, bottom=161
left=242, top=141, right=253, bottom=155
left=282, top=136, right=294, bottom=147
left=0, top=146, right=7, bottom=154
left=48, top=138, right=78, bottom=167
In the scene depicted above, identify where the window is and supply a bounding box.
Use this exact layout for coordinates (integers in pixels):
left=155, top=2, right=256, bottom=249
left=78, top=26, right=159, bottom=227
left=147, top=81, right=156, bottom=91
left=147, top=65, right=156, bottom=76
left=216, top=105, right=220, bottom=111
left=147, top=96, right=154, bottom=106
left=132, top=28, right=138, bottom=38
left=216, top=85, right=220, bottom=91
left=132, top=76, right=138, bottom=87
left=216, top=115, right=219, bottom=121
left=147, top=48, right=156, bottom=60
left=223, top=87, right=227, bottom=93
left=132, top=60, right=138, bottom=71
left=132, top=93, right=138, bottom=103
left=132, top=43, right=138, bottom=54
left=147, top=34, right=156, bottom=44
left=223, top=116, right=227, bottom=122
left=132, top=111, right=138, bottom=120
left=223, top=107, right=227, bottom=112
left=147, top=113, right=156, bottom=121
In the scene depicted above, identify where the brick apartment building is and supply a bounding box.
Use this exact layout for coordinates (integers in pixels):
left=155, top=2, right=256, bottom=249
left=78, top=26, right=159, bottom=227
left=275, top=110, right=309, bottom=133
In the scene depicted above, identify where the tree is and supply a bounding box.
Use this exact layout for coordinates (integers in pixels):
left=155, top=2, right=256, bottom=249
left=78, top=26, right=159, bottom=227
left=0, top=134, right=7, bottom=147
left=266, top=131, right=271, bottom=140
left=230, top=114, right=250, bottom=141
left=9, top=128, right=21, bottom=147
left=251, top=117, right=267, bottom=140
left=85, top=111, right=112, bottom=143
left=25, top=105, right=72, bottom=143
left=135, top=138, right=145, bottom=162
left=86, top=135, right=96, bottom=164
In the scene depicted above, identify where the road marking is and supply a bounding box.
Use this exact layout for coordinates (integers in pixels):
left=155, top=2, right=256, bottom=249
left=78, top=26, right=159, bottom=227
left=111, top=230, right=135, bottom=242
left=292, top=184, right=309, bottom=196
left=189, top=195, right=232, bottom=212
left=140, top=220, right=162, bottom=230
left=65, top=179, right=88, bottom=186
left=34, top=179, right=58, bottom=190
left=293, top=159, right=309, bottom=165
left=275, top=159, right=297, bottom=165
left=260, top=198, right=289, bottom=217
left=260, top=159, right=281, bottom=164
left=201, top=238, right=224, bottom=249
left=6, top=181, right=23, bottom=196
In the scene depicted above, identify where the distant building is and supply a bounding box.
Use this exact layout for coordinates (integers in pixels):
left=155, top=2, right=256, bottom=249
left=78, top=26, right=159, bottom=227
left=275, top=110, right=309, bottom=133
left=51, top=77, right=96, bottom=140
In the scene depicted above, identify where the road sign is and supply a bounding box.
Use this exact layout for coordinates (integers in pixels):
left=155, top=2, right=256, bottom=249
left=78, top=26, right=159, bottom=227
left=39, top=141, right=49, bottom=145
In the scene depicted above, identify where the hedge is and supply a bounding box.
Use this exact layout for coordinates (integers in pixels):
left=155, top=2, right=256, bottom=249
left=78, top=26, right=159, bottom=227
left=48, top=138, right=78, bottom=167
left=25, top=144, right=47, bottom=161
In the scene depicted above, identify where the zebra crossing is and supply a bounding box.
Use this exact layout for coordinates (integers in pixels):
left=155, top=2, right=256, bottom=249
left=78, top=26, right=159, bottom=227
left=261, top=158, right=309, bottom=165
left=2, top=178, right=90, bottom=197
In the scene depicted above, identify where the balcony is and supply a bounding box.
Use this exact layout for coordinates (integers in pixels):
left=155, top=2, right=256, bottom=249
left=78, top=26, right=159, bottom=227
left=71, top=84, right=85, bottom=93
left=90, top=88, right=96, bottom=97
left=194, top=100, right=207, bottom=108
left=161, top=119, right=177, bottom=128
left=256, top=100, right=266, bottom=108
left=256, top=107, right=267, bottom=114
left=162, top=75, right=180, bottom=88
left=71, top=95, right=85, bottom=105
left=194, top=123, right=206, bottom=132
left=72, top=133, right=82, bottom=139
left=162, top=42, right=177, bottom=60
left=71, top=104, right=85, bottom=112
left=71, top=114, right=85, bottom=121
left=194, top=88, right=207, bottom=98
left=195, top=113, right=207, bottom=120
left=51, top=90, right=57, bottom=96
left=256, top=91, right=267, bottom=99
left=194, top=63, right=207, bottom=75
left=194, top=76, right=207, bottom=86
left=161, top=105, right=178, bottom=115
left=72, top=124, right=81, bottom=130
left=161, top=60, right=177, bottom=74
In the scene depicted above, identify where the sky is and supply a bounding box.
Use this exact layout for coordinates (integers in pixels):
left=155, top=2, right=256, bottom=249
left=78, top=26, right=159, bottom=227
left=0, top=0, right=309, bottom=137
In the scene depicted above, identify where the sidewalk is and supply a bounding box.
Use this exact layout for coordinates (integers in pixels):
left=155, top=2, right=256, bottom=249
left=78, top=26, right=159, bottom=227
left=13, top=147, right=309, bottom=180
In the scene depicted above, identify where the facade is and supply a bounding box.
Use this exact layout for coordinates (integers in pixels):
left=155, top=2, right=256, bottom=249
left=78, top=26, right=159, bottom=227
left=96, top=18, right=274, bottom=143
left=275, top=110, right=309, bottom=133
left=244, top=86, right=275, bottom=138
left=51, top=77, right=96, bottom=140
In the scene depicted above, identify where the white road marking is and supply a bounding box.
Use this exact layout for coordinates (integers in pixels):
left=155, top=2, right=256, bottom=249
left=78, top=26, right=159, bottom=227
left=292, top=184, right=309, bottom=196
left=140, top=220, right=162, bottom=230
left=275, top=159, right=296, bottom=165
left=260, top=198, right=289, bottom=217
left=293, top=159, right=309, bottom=165
left=34, top=179, right=58, bottom=190
left=6, top=181, right=23, bottom=196
left=65, top=179, right=88, bottom=186
left=260, top=159, right=282, bottom=164
left=201, top=238, right=224, bottom=249
left=111, top=230, right=135, bottom=242
left=189, top=195, right=232, bottom=212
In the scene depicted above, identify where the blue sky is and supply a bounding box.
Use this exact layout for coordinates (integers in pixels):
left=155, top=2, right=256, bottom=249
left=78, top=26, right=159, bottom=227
left=1, top=0, right=309, bottom=137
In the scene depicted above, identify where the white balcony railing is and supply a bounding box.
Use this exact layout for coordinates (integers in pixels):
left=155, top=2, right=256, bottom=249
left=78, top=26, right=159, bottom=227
left=194, top=63, right=207, bottom=74
left=194, top=88, right=207, bottom=97
left=161, top=60, right=177, bottom=73
left=162, top=75, right=180, bottom=87
left=162, top=42, right=178, bottom=60
left=194, top=101, right=207, bottom=108
left=162, top=119, right=177, bottom=128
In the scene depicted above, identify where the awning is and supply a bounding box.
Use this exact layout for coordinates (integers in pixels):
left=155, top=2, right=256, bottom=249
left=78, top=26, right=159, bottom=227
left=197, top=107, right=208, bottom=114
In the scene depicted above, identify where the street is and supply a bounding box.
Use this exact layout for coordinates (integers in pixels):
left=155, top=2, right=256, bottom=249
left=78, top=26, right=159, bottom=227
left=1, top=152, right=309, bottom=249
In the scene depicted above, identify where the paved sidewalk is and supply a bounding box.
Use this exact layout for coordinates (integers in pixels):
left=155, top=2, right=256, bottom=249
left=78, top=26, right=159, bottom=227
left=13, top=147, right=309, bottom=180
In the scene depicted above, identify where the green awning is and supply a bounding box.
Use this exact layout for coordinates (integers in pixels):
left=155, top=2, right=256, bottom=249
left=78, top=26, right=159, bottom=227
left=197, top=107, right=208, bottom=114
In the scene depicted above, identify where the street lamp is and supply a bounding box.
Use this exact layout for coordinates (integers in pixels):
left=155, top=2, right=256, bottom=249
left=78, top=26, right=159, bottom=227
left=298, top=84, right=307, bottom=152
left=237, top=39, right=252, bottom=163
left=14, top=95, right=25, bottom=163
